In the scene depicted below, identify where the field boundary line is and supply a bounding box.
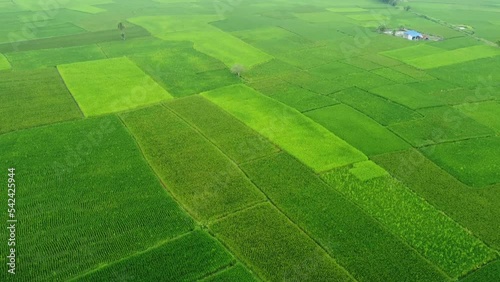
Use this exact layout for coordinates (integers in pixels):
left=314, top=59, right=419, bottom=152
left=55, top=66, right=86, bottom=118
left=164, top=95, right=282, bottom=165
left=315, top=171, right=452, bottom=279
left=117, top=113, right=264, bottom=281
left=195, top=261, right=238, bottom=282
left=163, top=104, right=357, bottom=281
left=458, top=258, right=500, bottom=281
left=209, top=201, right=269, bottom=225
left=67, top=231, right=196, bottom=281
left=116, top=114, right=198, bottom=220
left=236, top=164, right=359, bottom=281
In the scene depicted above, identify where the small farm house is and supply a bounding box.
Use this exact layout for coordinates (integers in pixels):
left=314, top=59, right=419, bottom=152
left=404, top=30, right=423, bottom=40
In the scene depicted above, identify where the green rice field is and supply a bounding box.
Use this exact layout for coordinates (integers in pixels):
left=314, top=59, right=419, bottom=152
left=1, top=0, right=499, bottom=281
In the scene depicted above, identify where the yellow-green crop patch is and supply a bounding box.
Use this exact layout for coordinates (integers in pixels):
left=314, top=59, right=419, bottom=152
left=128, top=16, right=273, bottom=68
left=202, top=84, right=367, bottom=172
left=405, top=45, right=500, bottom=69
left=120, top=105, right=265, bottom=221
left=0, top=53, right=10, bottom=70
left=58, top=57, right=173, bottom=116
left=6, top=44, right=107, bottom=70
left=349, top=160, right=389, bottom=181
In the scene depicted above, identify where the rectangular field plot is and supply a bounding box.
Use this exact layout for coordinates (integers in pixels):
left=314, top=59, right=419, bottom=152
left=371, top=68, right=417, bottom=83
left=120, top=105, right=265, bottom=221
left=58, top=57, right=173, bottom=116
left=0, top=116, right=195, bottom=281
left=258, top=82, right=339, bottom=112
left=426, top=56, right=500, bottom=88
left=202, top=84, right=367, bottom=172
left=421, top=137, right=500, bottom=187
left=331, top=87, right=423, bottom=125
left=165, top=95, right=279, bottom=164
left=371, top=84, right=445, bottom=109
left=381, top=44, right=445, bottom=62
left=0, top=68, right=83, bottom=134
left=322, top=168, right=497, bottom=279
left=372, top=149, right=500, bottom=250
left=75, top=231, right=233, bottom=282
left=130, top=47, right=239, bottom=97
left=406, top=45, right=500, bottom=70
left=209, top=203, right=354, bottom=282
left=305, top=104, right=411, bottom=156
left=388, top=106, right=495, bottom=147
left=240, top=153, right=447, bottom=282
left=455, top=101, right=500, bottom=133
left=6, top=44, right=107, bottom=69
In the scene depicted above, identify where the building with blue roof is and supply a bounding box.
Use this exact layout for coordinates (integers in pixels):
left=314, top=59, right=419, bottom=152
left=404, top=30, right=423, bottom=40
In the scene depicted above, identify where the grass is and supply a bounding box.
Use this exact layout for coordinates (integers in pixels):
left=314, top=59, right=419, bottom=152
left=305, top=104, right=411, bottom=156
left=209, top=203, right=354, bottom=282
left=406, top=45, right=500, bottom=69
left=372, top=149, right=500, bottom=250
left=0, top=68, right=83, bottom=134
left=165, top=95, right=279, bottom=164
left=0, top=116, right=194, bottom=281
left=74, top=231, right=234, bottom=282
left=421, top=137, right=500, bottom=187
left=58, top=57, right=173, bottom=116
left=240, top=153, right=447, bottom=282
left=120, top=105, right=265, bottom=222
left=331, top=87, right=423, bottom=125
left=388, top=106, right=495, bottom=147
left=322, top=168, right=497, bottom=279
left=5, top=44, right=107, bottom=69
left=202, top=84, right=367, bottom=172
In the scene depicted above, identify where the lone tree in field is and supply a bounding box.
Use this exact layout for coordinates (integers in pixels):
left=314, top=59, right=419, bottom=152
left=377, top=25, right=387, bottom=33
left=118, top=22, right=126, bottom=40
left=404, top=5, right=411, bottom=11
left=230, top=64, right=246, bottom=77
left=497, top=40, right=500, bottom=47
